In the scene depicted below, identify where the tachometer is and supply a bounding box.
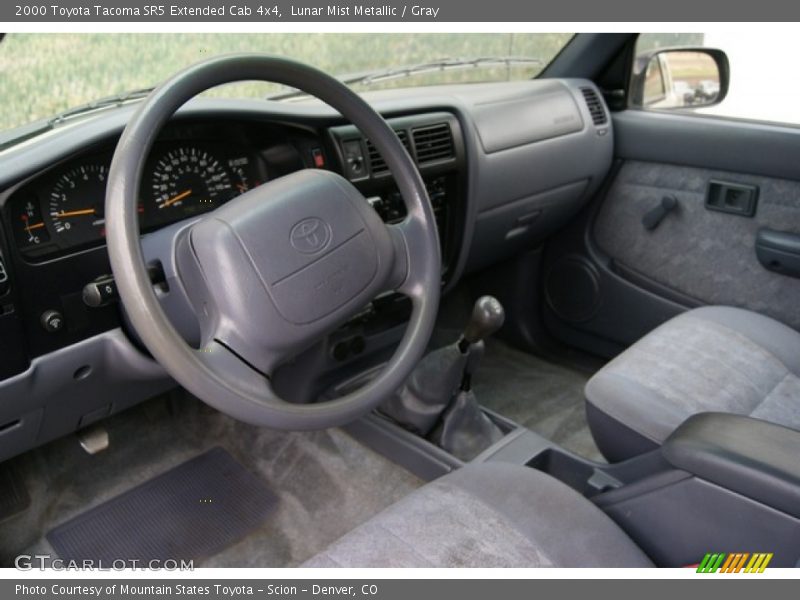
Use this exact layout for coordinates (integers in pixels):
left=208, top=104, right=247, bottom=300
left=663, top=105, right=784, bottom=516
left=47, top=164, right=108, bottom=247
left=148, top=146, right=233, bottom=225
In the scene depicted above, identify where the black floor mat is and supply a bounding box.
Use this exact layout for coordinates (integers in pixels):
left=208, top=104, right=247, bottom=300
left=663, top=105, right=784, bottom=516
left=0, top=463, right=30, bottom=522
left=47, top=447, right=278, bottom=564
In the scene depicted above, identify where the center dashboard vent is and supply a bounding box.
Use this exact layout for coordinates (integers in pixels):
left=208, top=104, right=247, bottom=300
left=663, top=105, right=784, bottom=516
left=412, top=123, right=454, bottom=164
left=365, top=130, right=411, bottom=174
left=580, top=87, right=608, bottom=126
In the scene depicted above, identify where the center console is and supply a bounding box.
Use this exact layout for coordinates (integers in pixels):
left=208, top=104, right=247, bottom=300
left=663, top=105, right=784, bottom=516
left=485, top=414, right=800, bottom=567
left=347, top=394, right=800, bottom=567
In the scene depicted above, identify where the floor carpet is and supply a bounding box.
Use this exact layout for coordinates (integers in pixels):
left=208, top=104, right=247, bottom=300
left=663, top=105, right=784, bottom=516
left=0, top=392, right=421, bottom=568
left=473, top=340, right=605, bottom=462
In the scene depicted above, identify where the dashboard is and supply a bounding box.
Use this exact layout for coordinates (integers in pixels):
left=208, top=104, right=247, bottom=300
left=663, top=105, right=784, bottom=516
left=0, top=79, right=614, bottom=465
left=0, top=109, right=471, bottom=367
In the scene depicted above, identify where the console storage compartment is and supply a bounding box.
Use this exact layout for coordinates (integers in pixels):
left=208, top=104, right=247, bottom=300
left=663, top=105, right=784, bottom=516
left=594, top=413, right=800, bottom=567
left=661, top=412, right=800, bottom=519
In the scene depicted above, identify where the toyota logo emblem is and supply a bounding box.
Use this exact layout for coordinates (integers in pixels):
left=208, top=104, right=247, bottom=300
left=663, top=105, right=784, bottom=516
left=290, top=217, right=332, bottom=254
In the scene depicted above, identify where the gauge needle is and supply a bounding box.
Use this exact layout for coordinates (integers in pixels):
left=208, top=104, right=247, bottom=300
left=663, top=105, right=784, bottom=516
left=159, top=189, right=192, bottom=209
left=24, top=222, right=45, bottom=231
left=52, top=208, right=96, bottom=218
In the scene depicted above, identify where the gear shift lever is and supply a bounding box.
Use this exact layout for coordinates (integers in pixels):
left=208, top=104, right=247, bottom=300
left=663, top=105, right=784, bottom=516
left=433, top=297, right=506, bottom=460
left=457, top=296, right=505, bottom=392
left=380, top=296, right=507, bottom=457
left=460, top=296, right=505, bottom=350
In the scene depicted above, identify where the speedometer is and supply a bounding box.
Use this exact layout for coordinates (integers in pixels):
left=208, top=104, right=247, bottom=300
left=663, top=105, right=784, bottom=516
left=148, top=146, right=233, bottom=226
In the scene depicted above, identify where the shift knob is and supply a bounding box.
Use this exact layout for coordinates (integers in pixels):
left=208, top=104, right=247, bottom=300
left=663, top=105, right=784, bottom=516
left=462, top=296, right=505, bottom=345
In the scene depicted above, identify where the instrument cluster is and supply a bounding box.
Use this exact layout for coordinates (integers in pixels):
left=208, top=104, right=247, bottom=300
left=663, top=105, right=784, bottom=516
left=8, top=140, right=263, bottom=260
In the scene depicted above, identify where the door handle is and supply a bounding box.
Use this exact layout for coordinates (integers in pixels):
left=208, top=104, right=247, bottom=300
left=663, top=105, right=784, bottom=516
left=706, top=180, right=758, bottom=217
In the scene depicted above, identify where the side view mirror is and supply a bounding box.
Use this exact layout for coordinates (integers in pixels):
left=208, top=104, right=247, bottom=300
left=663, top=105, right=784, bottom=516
left=630, top=48, right=730, bottom=110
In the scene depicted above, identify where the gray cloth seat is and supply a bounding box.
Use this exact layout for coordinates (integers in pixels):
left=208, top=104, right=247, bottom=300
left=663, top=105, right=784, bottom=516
left=303, top=461, right=653, bottom=567
left=585, top=306, right=800, bottom=462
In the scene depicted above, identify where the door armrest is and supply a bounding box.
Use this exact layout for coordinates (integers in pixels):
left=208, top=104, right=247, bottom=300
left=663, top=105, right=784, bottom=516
left=756, top=228, right=800, bottom=278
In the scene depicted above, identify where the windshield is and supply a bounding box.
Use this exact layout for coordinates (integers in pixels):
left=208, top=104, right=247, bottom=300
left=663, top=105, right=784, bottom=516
left=0, top=33, right=573, bottom=132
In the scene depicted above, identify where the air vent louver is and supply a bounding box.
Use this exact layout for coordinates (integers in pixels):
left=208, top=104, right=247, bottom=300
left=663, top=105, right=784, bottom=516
left=412, top=123, right=454, bottom=163
left=580, top=87, right=607, bottom=126
left=365, top=130, right=411, bottom=173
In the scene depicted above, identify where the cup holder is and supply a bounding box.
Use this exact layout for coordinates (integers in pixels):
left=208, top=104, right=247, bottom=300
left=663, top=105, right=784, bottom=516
left=527, top=449, right=622, bottom=496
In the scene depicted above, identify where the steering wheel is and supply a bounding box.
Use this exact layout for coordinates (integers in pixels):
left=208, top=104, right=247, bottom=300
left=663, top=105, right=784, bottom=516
left=105, top=55, right=441, bottom=430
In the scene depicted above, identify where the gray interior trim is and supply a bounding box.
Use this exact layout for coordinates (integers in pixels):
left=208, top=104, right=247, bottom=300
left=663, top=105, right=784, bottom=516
left=610, top=261, right=703, bottom=309
left=0, top=329, right=172, bottom=463
left=600, top=474, right=800, bottom=567
left=543, top=108, right=800, bottom=357
left=472, top=79, right=611, bottom=215
left=593, top=160, right=800, bottom=331
left=662, top=412, right=800, bottom=519
left=540, top=160, right=691, bottom=359
left=471, top=80, right=584, bottom=153
left=614, top=110, right=800, bottom=182
left=344, top=413, right=463, bottom=482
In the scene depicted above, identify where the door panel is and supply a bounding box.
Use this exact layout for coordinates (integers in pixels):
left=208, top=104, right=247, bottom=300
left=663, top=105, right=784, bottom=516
left=541, top=110, right=800, bottom=357
left=594, top=160, right=800, bottom=330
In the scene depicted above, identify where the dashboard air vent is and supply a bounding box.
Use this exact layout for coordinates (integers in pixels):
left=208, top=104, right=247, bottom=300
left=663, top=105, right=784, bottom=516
left=412, top=123, right=454, bottom=163
left=365, top=130, right=411, bottom=174
left=580, top=87, right=607, bottom=126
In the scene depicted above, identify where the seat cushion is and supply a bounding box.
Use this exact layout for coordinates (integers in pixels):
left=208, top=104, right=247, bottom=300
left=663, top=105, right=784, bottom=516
left=585, top=306, right=800, bottom=462
left=302, top=461, right=653, bottom=568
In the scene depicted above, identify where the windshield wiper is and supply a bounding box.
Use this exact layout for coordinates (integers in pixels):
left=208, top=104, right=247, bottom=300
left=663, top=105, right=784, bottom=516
left=267, top=56, right=543, bottom=101
left=48, top=87, right=155, bottom=125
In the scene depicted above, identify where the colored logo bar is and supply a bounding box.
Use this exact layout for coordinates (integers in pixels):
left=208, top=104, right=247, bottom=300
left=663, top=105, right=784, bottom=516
left=696, top=552, right=773, bottom=573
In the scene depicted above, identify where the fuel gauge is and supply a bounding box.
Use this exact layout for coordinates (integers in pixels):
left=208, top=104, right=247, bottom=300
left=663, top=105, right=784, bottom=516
left=12, top=197, right=51, bottom=249
left=227, top=156, right=254, bottom=194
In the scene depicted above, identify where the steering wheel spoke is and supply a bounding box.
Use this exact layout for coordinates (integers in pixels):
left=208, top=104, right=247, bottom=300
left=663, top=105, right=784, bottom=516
left=386, top=214, right=440, bottom=298
left=194, top=340, right=276, bottom=402
left=138, top=216, right=203, bottom=346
